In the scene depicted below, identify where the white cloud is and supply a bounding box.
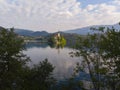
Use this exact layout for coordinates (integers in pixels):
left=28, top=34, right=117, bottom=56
left=111, top=0, right=120, bottom=5
left=0, top=0, right=120, bottom=32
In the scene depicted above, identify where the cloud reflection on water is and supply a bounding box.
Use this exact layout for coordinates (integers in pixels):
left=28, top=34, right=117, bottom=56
left=23, top=42, right=81, bottom=80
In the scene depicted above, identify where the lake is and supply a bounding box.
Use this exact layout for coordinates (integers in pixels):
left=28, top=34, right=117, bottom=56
left=23, top=42, right=81, bottom=80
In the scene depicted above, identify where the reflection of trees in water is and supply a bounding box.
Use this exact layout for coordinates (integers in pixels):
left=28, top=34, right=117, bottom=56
left=24, top=42, right=49, bottom=49
left=49, top=43, right=66, bottom=54
left=25, top=42, right=67, bottom=54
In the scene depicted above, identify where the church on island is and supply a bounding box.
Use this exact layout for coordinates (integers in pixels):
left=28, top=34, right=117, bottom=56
left=54, top=32, right=61, bottom=44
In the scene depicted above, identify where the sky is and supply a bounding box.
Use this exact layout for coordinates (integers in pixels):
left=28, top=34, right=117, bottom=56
left=0, top=0, right=120, bottom=32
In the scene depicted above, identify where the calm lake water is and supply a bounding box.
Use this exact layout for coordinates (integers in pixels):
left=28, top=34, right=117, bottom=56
left=23, top=42, right=81, bottom=80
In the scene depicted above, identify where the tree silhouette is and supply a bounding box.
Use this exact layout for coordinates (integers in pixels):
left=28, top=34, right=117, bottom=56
left=0, top=27, right=30, bottom=89
left=0, top=27, right=55, bottom=90
left=70, top=26, right=120, bottom=90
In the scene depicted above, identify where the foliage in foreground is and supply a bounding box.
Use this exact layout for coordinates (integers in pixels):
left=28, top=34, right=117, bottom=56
left=0, top=28, right=55, bottom=90
left=70, top=27, right=120, bottom=90
left=1, top=26, right=120, bottom=90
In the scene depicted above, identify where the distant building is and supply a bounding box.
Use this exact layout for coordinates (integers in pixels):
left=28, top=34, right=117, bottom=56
left=54, top=33, right=61, bottom=44
left=54, top=32, right=60, bottom=39
left=57, top=33, right=60, bottom=38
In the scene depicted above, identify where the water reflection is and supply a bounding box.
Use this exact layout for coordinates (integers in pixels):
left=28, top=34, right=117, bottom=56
left=24, top=42, right=49, bottom=49
left=48, top=43, right=65, bottom=54
left=24, top=42, right=81, bottom=80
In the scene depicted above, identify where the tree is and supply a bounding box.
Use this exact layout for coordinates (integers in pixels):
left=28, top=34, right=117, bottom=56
left=0, top=27, right=55, bottom=90
left=70, top=27, right=120, bottom=90
left=0, top=27, right=30, bottom=89
left=60, top=36, right=66, bottom=47
left=22, top=59, right=55, bottom=90
left=99, top=28, right=120, bottom=90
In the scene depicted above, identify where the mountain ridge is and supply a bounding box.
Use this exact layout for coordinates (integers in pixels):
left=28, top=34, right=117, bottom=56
left=0, top=22, right=120, bottom=36
left=64, top=22, right=120, bottom=35
left=14, top=28, right=50, bottom=37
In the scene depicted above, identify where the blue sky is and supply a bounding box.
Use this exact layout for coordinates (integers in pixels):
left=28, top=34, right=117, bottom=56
left=79, top=0, right=112, bottom=5
left=0, top=0, right=120, bottom=32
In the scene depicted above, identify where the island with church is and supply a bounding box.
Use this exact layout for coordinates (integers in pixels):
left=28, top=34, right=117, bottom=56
left=48, top=32, right=66, bottom=48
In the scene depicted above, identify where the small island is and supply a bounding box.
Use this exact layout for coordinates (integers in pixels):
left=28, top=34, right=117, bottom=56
left=48, top=32, right=66, bottom=48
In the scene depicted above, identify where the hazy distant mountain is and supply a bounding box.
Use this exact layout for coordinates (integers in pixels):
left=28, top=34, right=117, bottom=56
left=64, top=23, right=120, bottom=35
left=1, top=22, right=120, bottom=36
left=32, top=31, right=49, bottom=37
left=14, top=29, right=49, bottom=37
left=0, top=26, right=5, bottom=30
